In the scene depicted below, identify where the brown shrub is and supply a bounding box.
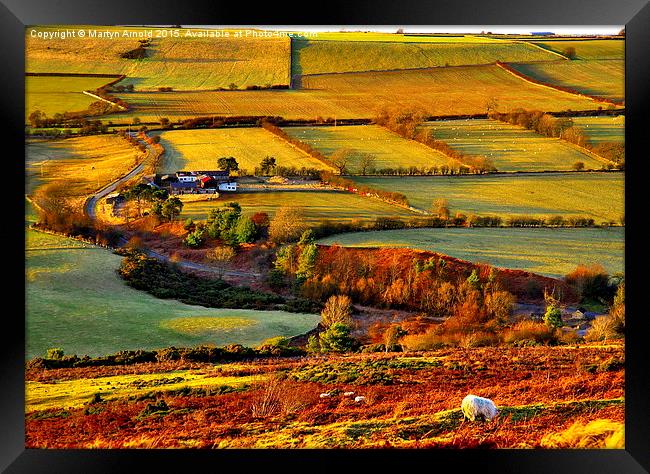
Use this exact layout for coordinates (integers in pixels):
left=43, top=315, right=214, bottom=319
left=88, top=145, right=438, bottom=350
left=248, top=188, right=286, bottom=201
left=503, top=321, right=558, bottom=346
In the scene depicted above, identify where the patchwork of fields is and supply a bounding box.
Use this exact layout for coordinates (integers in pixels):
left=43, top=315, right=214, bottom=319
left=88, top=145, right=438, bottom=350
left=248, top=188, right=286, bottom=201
left=25, top=229, right=319, bottom=359
left=418, top=119, right=604, bottom=172
left=26, top=26, right=290, bottom=91
left=352, top=173, right=624, bottom=222
left=319, top=227, right=624, bottom=278
left=283, top=125, right=453, bottom=173
left=113, top=64, right=603, bottom=123
left=24, top=28, right=627, bottom=452
left=180, top=191, right=418, bottom=223
left=154, top=128, right=336, bottom=174
left=25, top=75, right=113, bottom=118
left=507, top=60, right=624, bottom=102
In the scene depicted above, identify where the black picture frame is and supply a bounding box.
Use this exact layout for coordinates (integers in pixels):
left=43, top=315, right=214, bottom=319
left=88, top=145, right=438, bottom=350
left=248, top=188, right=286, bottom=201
left=3, top=0, right=648, bottom=471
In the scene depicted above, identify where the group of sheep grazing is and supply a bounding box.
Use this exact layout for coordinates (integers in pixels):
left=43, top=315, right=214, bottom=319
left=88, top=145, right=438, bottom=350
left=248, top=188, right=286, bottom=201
left=461, top=394, right=499, bottom=422
left=320, top=391, right=365, bottom=403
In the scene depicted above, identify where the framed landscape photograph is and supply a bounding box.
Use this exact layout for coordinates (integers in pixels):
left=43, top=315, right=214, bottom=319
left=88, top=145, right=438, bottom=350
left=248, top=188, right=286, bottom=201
left=3, top=0, right=649, bottom=471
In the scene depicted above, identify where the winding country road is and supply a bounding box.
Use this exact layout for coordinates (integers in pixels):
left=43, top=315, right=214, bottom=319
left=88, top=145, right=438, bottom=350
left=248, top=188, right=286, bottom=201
left=83, top=135, right=261, bottom=279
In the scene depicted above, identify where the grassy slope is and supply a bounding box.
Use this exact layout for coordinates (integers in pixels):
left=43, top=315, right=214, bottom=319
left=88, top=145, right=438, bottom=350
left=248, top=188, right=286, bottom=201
left=154, top=128, right=336, bottom=174
left=530, top=40, right=624, bottom=60
left=283, top=125, right=453, bottom=173
left=507, top=60, right=624, bottom=102
left=25, top=76, right=112, bottom=118
left=418, top=119, right=604, bottom=172
left=318, top=227, right=624, bottom=278
left=352, top=173, right=624, bottom=222
left=25, top=229, right=319, bottom=359
left=572, top=116, right=625, bottom=145
left=180, top=191, right=418, bottom=223
left=25, top=135, right=141, bottom=196
left=112, top=64, right=602, bottom=123
left=293, top=40, right=559, bottom=75
left=26, top=26, right=290, bottom=90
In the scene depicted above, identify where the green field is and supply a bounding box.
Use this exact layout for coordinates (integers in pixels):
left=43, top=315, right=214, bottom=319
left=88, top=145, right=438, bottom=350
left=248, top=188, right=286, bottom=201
left=418, top=119, right=604, bottom=172
left=507, top=60, right=624, bottom=102
left=352, top=173, right=624, bottom=223
left=530, top=40, right=624, bottom=60
left=292, top=39, right=559, bottom=76
left=318, top=227, right=624, bottom=278
left=180, top=191, right=417, bottom=223
left=113, top=64, right=602, bottom=123
left=25, top=75, right=113, bottom=118
left=154, top=128, right=336, bottom=174
left=26, top=26, right=290, bottom=91
left=25, top=229, right=319, bottom=359
left=573, top=116, right=625, bottom=145
left=283, top=125, right=453, bottom=173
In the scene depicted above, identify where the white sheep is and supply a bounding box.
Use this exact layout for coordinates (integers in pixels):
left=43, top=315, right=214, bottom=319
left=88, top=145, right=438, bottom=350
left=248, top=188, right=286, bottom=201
left=354, top=396, right=366, bottom=403
left=343, top=391, right=355, bottom=397
left=319, top=392, right=332, bottom=399
left=461, top=394, right=498, bottom=422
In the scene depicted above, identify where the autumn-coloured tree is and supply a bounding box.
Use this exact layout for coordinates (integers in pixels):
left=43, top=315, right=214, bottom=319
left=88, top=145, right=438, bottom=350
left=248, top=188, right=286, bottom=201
left=268, top=206, right=307, bottom=243
left=432, top=198, right=450, bottom=220
left=320, top=295, right=353, bottom=328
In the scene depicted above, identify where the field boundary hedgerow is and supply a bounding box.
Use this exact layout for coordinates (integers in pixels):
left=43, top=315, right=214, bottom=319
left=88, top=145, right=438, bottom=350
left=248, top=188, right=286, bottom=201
left=81, top=90, right=128, bottom=111
left=522, top=42, right=570, bottom=60
left=496, top=61, right=623, bottom=106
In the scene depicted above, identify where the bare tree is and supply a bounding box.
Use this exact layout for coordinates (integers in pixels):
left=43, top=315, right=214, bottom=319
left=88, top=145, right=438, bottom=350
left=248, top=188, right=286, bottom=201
left=205, top=246, right=236, bottom=278
left=330, top=149, right=354, bottom=175
left=358, top=152, right=376, bottom=175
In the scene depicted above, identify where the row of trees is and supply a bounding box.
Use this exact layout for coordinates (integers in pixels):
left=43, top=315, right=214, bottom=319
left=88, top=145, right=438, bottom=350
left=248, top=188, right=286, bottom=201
left=28, top=110, right=113, bottom=133
left=489, top=108, right=624, bottom=169
left=374, top=109, right=497, bottom=174
left=254, top=156, right=323, bottom=179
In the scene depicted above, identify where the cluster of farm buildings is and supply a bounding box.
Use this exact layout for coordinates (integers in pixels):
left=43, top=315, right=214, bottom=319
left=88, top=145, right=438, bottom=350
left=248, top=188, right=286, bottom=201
left=160, top=170, right=238, bottom=194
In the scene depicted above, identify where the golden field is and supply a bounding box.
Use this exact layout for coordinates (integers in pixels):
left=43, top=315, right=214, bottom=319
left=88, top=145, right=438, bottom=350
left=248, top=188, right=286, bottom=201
left=154, top=128, right=336, bottom=174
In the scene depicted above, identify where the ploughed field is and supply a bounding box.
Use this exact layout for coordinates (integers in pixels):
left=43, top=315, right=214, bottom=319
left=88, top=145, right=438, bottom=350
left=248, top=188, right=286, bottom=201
left=352, top=173, right=624, bottom=223
left=25, top=229, right=319, bottom=359
left=25, top=344, right=624, bottom=448
left=111, top=64, right=604, bottom=123
left=318, top=227, right=624, bottom=279
left=26, top=26, right=290, bottom=91
left=153, top=128, right=336, bottom=174
left=507, top=60, right=624, bottom=103
left=418, top=119, right=605, bottom=172
left=180, top=191, right=418, bottom=224
left=283, top=125, right=453, bottom=173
